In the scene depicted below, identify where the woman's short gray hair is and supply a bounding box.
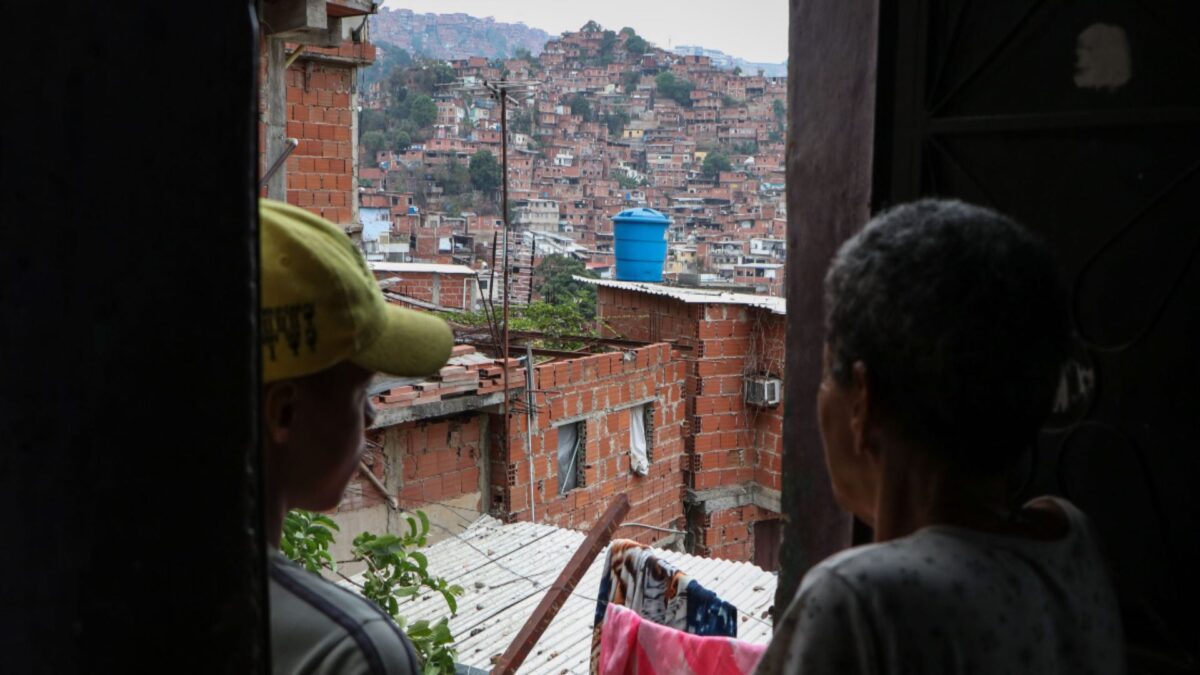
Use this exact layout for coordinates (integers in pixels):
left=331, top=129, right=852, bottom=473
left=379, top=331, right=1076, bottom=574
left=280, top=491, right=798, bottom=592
left=824, top=199, right=1070, bottom=473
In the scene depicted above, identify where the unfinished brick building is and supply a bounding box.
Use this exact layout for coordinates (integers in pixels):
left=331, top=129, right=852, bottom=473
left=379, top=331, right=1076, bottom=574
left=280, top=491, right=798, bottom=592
left=331, top=278, right=788, bottom=570
left=586, top=279, right=786, bottom=566
left=491, top=343, right=689, bottom=545
left=258, top=0, right=376, bottom=231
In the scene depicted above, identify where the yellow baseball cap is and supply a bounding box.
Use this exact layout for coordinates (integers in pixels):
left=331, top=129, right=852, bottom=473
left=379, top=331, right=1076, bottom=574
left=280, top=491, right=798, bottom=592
left=259, top=199, right=453, bottom=383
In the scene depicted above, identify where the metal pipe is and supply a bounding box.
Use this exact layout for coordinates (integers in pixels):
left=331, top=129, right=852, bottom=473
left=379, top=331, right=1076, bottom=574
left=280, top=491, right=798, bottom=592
left=358, top=461, right=398, bottom=510
left=524, top=344, right=537, bottom=523
left=617, top=521, right=687, bottom=534
left=283, top=45, right=307, bottom=69
left=259, top=137, right=299, bottom=189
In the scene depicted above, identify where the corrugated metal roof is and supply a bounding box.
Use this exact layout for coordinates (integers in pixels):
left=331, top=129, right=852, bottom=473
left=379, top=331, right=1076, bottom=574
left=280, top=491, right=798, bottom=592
left=343, top=516, right=776, bottom=674
left=369, top=262, right=479, bottom=275
left=576, top=277, right=786, bottom=316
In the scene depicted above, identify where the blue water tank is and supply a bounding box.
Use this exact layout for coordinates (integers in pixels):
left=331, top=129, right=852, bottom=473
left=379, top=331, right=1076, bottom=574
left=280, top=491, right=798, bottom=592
left=612, top=207, right=670, bottom=282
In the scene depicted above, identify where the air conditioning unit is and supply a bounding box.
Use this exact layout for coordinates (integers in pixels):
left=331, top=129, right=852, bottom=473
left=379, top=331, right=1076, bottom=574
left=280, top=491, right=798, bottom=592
left=745, top=376, right=782, bottom=407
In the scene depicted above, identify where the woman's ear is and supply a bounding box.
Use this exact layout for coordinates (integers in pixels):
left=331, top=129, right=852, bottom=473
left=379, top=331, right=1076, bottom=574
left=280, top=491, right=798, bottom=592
left=848, top=361, right=876, bottom=457
left=263, top=380, right=297, bottom=446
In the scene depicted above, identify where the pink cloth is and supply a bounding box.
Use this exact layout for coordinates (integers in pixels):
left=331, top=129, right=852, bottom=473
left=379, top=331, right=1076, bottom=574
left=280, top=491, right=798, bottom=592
left=599, top=604, right=765, bottom=675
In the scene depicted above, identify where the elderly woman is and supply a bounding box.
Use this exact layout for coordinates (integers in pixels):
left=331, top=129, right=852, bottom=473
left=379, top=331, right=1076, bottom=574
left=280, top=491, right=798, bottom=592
left=756, top=200, right=1124, bottom=674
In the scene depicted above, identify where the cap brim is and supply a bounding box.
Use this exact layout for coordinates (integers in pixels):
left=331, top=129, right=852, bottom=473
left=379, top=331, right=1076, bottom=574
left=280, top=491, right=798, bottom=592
left=351, top=304, right=453, bottom=377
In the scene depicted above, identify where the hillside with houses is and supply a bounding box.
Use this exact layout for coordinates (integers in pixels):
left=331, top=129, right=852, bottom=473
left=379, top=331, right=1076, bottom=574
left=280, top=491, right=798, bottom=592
left=357, top=19, right=788, bottom=299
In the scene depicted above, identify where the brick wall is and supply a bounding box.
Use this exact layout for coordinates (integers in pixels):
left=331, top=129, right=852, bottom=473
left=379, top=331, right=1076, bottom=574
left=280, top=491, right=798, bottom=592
left=690, top=304, right=785, bottom=492
left=373, top=269, right=475, bottom=310
left=496, top=344, right=688, bottom=544
left=259, top=41, right=375, bottom=227
left=394, top=415, right=485, bottom=509
left=598, top=286, right=787, bottom=566
left=337, top=415, right=485, bottom=514
left=699, top=504, right=777, bottom=562
left=596, top=287, right=702, bottom=345
left=336, top=428, right=392, bottom=512
left=283, top=61, right=356, bottom=224
left=748, top=312, right=786, bottom=493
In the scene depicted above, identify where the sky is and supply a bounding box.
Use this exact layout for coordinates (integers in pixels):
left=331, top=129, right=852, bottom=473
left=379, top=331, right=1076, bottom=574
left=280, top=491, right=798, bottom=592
left=380, top=0, right=788, bottom=64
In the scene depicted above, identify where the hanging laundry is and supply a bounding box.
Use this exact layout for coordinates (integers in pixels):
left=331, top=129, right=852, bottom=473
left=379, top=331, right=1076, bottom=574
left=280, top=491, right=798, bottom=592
left=684, top=579, right=739, bottom=638
left=596, top=541, right=691, bottom=627
left=592, top=540, right=741, bottom=674
left=599, top=604, right=765, bottom=675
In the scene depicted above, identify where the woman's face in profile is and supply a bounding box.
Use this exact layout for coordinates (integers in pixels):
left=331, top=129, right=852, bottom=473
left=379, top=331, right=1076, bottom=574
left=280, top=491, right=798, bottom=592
left=817, top=345, right=877, bottom=525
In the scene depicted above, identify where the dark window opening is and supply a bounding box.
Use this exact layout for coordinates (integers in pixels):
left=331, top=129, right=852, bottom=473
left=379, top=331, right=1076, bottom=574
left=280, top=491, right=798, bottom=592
left=556, top=421, right=586, bottom=494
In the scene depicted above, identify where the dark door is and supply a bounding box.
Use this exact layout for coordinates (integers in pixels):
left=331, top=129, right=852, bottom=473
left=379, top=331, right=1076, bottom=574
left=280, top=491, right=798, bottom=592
left=754, top=518, right=782, bottom=572
left=873, top=1, right=1200, bottom=667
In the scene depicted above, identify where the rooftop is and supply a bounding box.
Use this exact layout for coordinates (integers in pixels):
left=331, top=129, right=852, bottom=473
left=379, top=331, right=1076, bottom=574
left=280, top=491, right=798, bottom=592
left=575, top=276, right=786, bottom=316
left=368, top=262, right=479, bottom=275
left=353, top=515, right=777, bottom=674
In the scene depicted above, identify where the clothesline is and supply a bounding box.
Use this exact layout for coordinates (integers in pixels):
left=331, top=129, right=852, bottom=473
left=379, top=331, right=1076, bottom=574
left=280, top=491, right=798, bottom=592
left=422, top=515, right=775, bottom=632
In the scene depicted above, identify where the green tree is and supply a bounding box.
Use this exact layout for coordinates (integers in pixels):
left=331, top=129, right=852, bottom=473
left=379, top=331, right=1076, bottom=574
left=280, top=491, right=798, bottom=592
left=515, top=302, right=593, bottom=341
left=655, top=72, right=694, bottom=107
left=512, top=47, right=532, bottom=61
left=397, top=118, right=426, bottom=143
left=360, top=108, right=387, bottom=134
left=468, top=150, right=501, bottom=193
left=385, top=129, right=411, bottom=153
left=534, top=255, right=597, bottom=317
left=604, top=110, right=631, bottom=136
left=599, top=30, right=617, bottom=64
left=621, top=70, right=641, bottom=93
left=409, top=94, right=437, bottom=129
left=581, top=20, right=602, bottom=33
left=772, top=98, right=786, bottom=121
left=361, top=130, right=386, bottom=159
left=702, top=152, right=732, bottom=178
left=732, top=66, right=743, bottom=76
left=611, top=169, right=645, bottom=189
left=624, top=35, right=648, bottom=55
left=721, top=94, right=738, bottom=107
left=732, top=140, right=758, bottom=155
left=569, top=94, right=593, bottom=122
left=435, top=158, right=471, bottom=196
left=510, top=108, right=533, bottom=135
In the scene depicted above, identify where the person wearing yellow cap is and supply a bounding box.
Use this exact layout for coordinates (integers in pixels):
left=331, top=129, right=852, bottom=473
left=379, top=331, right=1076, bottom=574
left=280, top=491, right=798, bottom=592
left=259, top=199, right=452, bottom=674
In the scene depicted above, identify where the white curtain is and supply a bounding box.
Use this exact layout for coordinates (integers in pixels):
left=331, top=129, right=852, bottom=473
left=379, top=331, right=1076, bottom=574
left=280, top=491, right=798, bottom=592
left=630, top=405, right=649, bottom=476
left=557, top=423, right=580, bottom=494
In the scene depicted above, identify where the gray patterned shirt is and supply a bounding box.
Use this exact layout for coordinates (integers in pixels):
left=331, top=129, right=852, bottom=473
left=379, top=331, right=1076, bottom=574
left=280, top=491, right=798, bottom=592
left=756, top=498, right=1124, bottom=675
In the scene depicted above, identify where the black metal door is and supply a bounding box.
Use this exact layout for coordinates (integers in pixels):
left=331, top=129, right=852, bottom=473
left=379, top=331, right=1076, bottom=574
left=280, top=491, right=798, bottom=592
left=873, top=2, right=1200, bottom=669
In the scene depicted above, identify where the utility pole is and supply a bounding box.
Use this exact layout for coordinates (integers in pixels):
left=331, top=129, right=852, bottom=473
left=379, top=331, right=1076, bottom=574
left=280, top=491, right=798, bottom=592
left=446, top=77, right=538, bottom=515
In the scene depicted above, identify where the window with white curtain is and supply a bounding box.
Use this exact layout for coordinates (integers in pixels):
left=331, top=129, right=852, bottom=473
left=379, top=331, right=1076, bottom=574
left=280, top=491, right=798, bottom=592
left=630, top=403, right=653, bottom=476
left=556, top=421, right=585, bottom=494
